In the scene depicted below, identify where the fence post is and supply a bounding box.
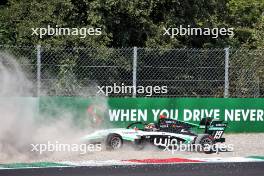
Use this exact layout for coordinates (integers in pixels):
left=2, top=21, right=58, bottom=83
left=224, top=47, right=230, bottom=98
left=37, top=45, right=41, bottom=97
left=132, top=47, right=138, bottom=97
left=257, top=76, right=260, bottom=98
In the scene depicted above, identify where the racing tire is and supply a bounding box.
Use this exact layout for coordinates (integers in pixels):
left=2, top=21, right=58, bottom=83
left=105, top=134, right=123, bottom=150
left=195, top=134, right=215, bottom=154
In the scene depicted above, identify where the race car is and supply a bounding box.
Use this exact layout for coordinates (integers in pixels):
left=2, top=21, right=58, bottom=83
left=82, top=116, right=227, bottom=153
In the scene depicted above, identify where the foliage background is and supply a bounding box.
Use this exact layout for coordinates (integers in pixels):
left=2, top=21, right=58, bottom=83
left=0, top=0, right=263, bottom=49
left=0, top=0, right=263, bottom=97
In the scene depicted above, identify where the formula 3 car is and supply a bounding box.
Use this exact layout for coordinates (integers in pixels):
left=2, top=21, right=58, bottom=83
left=82, top=116, right=227, bottom=153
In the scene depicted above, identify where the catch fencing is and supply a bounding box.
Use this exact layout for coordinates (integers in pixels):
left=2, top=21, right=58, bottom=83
left=0, top=45, right=263, bottom=97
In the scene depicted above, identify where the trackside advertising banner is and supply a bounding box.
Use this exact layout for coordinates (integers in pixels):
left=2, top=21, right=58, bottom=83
left=39, top=97, right=264, bottom=133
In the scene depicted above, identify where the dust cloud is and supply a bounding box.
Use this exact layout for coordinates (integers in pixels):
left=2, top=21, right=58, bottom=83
left=0, top=53, right=105, bottom=163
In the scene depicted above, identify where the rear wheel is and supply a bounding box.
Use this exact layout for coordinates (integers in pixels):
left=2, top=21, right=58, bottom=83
left=106, top=134, right=123, bottom=150
left=195, top=134, right=214, bottom=154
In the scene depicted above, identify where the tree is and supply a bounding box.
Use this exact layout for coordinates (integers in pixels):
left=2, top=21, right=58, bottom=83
left=2, top=0, right=263, bottom=48
left=0, top=0, right=110, bottom=47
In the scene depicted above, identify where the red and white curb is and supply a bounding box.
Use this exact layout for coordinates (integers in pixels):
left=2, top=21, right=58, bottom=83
left=192, top=157, right=264, bottom=163
left=1, top=157, right=263, bottom=169
left=61, top=157, right=264, bottom=166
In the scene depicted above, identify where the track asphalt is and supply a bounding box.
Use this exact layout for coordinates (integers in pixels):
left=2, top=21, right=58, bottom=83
left=1, top=162, right=264, bottom=176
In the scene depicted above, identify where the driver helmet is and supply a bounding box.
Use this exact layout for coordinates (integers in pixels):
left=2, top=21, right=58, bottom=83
left=145, top=123, right=156, bottom=130
left=159, top=114, right=167, bottom=119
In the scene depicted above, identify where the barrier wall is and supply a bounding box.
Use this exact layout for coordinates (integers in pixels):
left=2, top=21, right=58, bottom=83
left=39, top=97, right=264, bottom=133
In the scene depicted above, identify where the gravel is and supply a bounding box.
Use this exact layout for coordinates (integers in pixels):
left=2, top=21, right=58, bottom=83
left=2, top=133, right=262, bottom=163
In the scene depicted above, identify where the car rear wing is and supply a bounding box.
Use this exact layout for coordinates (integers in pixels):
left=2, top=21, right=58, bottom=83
left=199, top=117, right=228, bottom=142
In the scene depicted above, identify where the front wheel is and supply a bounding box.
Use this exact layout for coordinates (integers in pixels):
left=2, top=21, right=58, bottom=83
left=106, top=134, right=123, bottom=150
